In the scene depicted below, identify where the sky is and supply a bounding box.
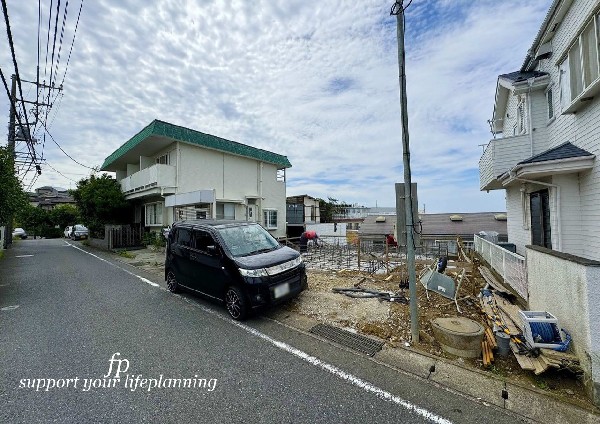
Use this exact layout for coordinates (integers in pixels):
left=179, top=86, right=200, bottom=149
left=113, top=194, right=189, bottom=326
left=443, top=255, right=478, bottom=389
left=0, top=0, right=552, bottom=213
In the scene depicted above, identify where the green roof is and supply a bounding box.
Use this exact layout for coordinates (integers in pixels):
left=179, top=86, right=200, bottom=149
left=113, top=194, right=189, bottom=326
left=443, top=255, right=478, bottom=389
left=101, top=120, right=292, bottom=170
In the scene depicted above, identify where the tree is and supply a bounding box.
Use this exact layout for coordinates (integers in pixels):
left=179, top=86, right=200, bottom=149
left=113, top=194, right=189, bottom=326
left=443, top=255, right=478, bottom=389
left=17, top=204, right=51, bottom=238
left=49, top=204, right=80, bottom=229
left=0, top=146, right=27, bottom=225
left=71, top=174, right=132, bottom=235
left=316, top=196, right=350, bottom=223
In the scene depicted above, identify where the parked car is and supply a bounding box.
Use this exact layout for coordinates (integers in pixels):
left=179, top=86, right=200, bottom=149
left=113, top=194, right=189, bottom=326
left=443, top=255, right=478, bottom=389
left=64, top=226, right=73, bottom=238
left=70, top=225, right=89, bottom=240
left=165, top=220, right=307, bottom=320
left=12, top=228, right=27, bottom=239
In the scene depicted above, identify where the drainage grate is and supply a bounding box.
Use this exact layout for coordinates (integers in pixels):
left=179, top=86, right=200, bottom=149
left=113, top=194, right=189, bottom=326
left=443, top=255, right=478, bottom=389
left=309, top=324, right=384, bottom=356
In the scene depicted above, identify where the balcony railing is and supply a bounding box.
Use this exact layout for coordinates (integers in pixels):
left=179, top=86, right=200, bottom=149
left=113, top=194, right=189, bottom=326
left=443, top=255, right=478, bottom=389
left=479, top=134, right=531, bottom=191
left=474, top=235, right=527, bottom=300
left=120, top=164, right=176, bottom=196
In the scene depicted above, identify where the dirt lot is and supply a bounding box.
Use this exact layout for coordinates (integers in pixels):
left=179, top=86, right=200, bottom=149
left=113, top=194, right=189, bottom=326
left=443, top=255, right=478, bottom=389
left=283, top=261, right=592, bottom=408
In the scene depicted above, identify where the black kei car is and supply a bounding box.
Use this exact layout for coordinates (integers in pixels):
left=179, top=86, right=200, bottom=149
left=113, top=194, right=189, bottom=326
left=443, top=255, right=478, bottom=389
left=165, top=220, right=307, bottom=320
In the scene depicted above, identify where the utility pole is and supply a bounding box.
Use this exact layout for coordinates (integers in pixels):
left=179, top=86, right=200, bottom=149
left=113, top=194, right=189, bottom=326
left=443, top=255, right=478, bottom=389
left=3, top=74, right=17, bottom=248
left=392, top=1, right=419, bottom=343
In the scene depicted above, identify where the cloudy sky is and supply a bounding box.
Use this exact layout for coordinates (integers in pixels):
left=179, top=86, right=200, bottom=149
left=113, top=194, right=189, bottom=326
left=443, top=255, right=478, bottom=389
left=1, top=0, right=552, bottom=212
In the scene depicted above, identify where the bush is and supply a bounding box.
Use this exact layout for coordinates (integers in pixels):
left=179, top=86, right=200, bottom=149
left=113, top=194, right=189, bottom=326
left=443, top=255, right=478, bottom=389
left=143, top=231, right=165, bottom=248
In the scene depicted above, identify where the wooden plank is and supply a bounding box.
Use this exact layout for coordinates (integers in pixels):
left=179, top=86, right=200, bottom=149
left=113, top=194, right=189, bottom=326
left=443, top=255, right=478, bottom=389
left=510, top=342, right=536, bottom=371
left=539, top=348, right=580, bottom=363
left=532, top=356, right=550, bottom=375
left=479, top=266, right=511, bottom=294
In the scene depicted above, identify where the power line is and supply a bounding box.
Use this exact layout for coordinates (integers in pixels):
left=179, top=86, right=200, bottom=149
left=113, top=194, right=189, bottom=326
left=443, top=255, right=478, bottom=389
left=52, top=0, right=68, bottom=89
left=39, top=121, right=96, bottom=170
left=1, top=0, right=35, bottom=151
left=58, top=0, right=83, bottom=89
left=47, top=0, right=61, bottom=97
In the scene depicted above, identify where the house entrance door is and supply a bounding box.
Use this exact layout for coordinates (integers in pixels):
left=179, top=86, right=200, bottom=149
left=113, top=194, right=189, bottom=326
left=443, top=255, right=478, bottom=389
left=530, top=189, right=552, bottom=249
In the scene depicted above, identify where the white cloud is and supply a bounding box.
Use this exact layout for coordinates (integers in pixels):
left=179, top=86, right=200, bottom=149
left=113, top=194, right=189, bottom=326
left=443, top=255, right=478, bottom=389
left=0, top=0, right=551, bottom=210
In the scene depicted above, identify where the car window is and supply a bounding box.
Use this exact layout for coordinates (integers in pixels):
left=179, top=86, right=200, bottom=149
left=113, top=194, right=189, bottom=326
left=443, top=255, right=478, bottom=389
left=217, top=224, right=279, bottom=257
left=177, top=228, right=192, bottom=247
left=192, top=230, right=216, bottom=254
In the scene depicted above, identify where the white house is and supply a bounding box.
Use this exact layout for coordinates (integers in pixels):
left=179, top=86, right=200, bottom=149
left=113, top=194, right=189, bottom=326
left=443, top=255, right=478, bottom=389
left=101, top=120, right=291, bottom=239
left=478, top=0, right=600, bottom=405
left=286, top=195, right=321, bottom=238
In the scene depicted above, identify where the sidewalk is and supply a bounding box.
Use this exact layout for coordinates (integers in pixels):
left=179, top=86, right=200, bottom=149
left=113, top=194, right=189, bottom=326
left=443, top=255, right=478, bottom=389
left=111, top=246, right=600, bottom=424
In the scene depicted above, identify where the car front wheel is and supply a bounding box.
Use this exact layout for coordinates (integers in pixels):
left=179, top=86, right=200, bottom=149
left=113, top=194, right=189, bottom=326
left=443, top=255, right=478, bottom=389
left=225, top=286, right=248, bottom=320
left=166, top=270, right=179, bottom=293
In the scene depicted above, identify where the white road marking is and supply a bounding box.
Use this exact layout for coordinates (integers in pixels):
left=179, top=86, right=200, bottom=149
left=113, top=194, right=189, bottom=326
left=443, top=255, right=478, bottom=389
left=1, top=305, right=19, bottom=311
left=66, top=242, right=160, bottom=288
left=15, top=255, right=34, bottom=258
left=190, top=299, right=453, bottom=424
left=70, top=241, right=451, bottom=423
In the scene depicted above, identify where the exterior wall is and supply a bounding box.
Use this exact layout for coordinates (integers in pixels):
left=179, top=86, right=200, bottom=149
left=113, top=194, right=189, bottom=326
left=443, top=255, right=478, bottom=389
left=505, top=186, right=529, bottom=256
left=530, top=0, right=600, bottom=260
left=526, top=246, right=600, bottom=404
left=552, top=173, right=583, bottom=256
left=303, top=197, right=320, bottom=223
left=176, top=142, right=286, bottom=238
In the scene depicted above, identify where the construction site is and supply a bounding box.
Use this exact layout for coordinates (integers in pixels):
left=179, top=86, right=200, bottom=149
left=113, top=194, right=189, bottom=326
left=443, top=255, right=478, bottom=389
left=280, top=234, right=590, bottom=408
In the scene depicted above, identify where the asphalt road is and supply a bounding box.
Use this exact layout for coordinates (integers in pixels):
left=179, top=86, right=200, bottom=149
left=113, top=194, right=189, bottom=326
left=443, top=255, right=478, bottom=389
left=0, top=239, right=527, bottom=423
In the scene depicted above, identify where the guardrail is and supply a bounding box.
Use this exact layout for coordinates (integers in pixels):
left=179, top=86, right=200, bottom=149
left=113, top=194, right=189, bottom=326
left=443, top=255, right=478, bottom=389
left=474, top=234, right=527, bottom=300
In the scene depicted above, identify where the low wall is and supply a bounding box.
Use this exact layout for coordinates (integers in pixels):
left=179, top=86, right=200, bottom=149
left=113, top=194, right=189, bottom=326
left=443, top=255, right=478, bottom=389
left=88, top=237, right=109, bottom=250
left=526, top=245, right=600, bottom=406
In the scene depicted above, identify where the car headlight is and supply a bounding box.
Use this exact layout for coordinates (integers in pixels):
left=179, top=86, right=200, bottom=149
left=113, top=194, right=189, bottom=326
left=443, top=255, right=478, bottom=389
left=239, top=268, right=268, bottom=278
left=290, top=256, right=303, bottom=267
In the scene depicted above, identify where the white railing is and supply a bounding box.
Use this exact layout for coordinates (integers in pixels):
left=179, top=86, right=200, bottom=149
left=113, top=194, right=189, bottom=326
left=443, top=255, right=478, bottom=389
left=474, top=235, right=528, bottom=300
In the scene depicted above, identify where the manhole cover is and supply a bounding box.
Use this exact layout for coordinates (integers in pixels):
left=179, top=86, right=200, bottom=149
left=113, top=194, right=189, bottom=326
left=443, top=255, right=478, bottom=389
left=309, top=324, right=384, bottom=356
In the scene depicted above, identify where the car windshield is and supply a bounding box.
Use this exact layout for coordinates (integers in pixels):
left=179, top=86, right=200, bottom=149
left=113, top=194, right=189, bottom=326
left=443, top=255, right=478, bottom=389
left=217, top=224, right=279, bottom=257
left=74, top=225, right=87, bottom=231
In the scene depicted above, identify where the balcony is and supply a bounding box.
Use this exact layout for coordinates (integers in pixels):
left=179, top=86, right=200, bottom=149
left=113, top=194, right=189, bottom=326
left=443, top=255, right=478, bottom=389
left=479, top=134, right=531, bottom=191
left=119, top=164, right=176, bottom=199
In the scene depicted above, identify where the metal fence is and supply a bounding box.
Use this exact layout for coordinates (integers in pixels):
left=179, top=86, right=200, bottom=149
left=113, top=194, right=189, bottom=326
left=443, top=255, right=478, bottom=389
left=106, top=224, right=143, bottom=250
left=474, top=234, right=527, bottom=300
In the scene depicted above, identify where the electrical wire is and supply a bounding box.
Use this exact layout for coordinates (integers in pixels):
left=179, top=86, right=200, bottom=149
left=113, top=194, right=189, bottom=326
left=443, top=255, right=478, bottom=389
left=52, top=0, right=68, bottom=89
left=1, top=0, right=35, bottom=151
left=58, top=0, right=83, bottom=89
left=47, top=0, right=62, bottom=95
left=40, top=121, right=96, bottom=170
left=41, top=160, right=80, bottom=183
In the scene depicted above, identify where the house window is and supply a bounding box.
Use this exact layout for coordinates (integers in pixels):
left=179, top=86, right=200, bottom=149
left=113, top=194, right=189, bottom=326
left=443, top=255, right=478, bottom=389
left=516, top=100, right=525, bottom=134
left=530, top=189, right=552, bottom=249
left=559, top=14, right=600, bottom=106
left=145, top=202, right=163, bottom=226
left=546, top=87, right=554, bottom=120
left=263, top=209, right=278, bottom=230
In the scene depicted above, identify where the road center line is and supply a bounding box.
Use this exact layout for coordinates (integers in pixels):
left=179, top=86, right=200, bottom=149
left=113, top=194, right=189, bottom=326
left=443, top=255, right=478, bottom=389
left=70, top=241, right=451, bottom=423
left=66, top=242, right=160, bottom=287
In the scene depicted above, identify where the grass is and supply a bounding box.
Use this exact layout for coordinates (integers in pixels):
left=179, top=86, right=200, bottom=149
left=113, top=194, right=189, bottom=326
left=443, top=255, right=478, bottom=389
left=0, top=249, right=4, bottom=260
left=117, top=250, right=136, bottom=259
left=534, top=376, right=549, bottom=390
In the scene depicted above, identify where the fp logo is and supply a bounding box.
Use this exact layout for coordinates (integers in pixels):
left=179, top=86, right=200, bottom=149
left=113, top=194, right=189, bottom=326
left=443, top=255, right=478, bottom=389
left=104, top=352, right=130, bottom=378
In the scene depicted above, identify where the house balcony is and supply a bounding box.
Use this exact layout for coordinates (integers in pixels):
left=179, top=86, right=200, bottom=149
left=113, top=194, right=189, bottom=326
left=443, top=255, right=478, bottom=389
left=119, top=164, right=176, bottom=199
left=479, top=134, right=531, bottom=191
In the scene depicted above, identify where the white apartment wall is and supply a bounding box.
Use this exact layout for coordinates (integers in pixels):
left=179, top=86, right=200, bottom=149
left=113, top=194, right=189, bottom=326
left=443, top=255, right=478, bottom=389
left=176, top=142, right=286, bottom=238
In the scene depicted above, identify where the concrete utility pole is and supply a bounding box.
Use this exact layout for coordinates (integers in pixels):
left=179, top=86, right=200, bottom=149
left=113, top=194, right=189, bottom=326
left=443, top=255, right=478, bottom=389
left=392, top=1, right=419, bottom=343
left=3, top=74, right=17, bottom=248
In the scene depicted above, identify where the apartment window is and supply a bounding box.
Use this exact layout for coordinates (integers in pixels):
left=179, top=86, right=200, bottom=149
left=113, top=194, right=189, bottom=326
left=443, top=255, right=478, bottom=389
left=559, top=14, right=600, bottom=106
left=156, top=152, right=171, bottom=165
left=145, top=202, right=163, bottom=226
left=263, top=209, right=278, bottom=230
left=216, top=203, right=235, bottom=220
left=546, top=87, right=554, bottom=120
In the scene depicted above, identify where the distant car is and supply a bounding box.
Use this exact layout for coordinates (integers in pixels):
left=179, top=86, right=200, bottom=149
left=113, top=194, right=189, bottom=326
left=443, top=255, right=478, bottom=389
left=70, top=225, right=89, bottom=240
left=12, top=228, right=27, bottom=239
left=64, top=226, right=73, bottom=238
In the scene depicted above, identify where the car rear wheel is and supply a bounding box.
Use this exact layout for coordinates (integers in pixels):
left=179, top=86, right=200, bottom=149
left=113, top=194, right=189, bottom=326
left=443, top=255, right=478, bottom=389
left=225, top=286, right=248, bottom=320
left=166, top=270, right=179, bottom=293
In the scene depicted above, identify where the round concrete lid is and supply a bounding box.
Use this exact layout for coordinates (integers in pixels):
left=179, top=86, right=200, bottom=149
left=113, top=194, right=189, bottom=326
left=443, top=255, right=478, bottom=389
left=432, top=317, right=484, bottom=336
